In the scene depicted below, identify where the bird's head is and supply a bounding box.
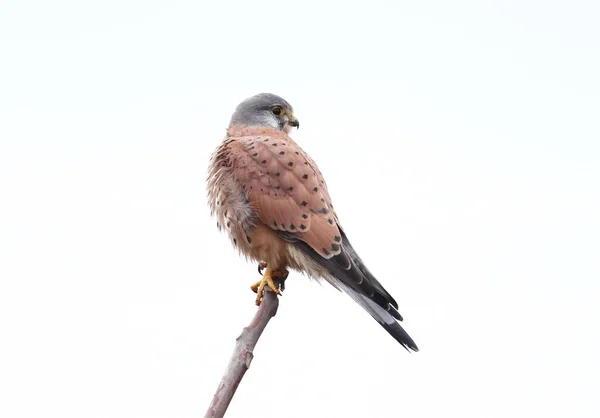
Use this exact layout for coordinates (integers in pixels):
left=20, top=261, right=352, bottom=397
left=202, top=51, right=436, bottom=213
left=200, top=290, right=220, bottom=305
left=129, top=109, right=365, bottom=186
left=229, top=93, right=300, bottom=133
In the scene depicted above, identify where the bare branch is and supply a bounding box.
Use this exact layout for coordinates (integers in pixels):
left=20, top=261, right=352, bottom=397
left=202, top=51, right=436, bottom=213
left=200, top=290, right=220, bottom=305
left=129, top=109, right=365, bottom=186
left=204, top=289, right=279, bottom=418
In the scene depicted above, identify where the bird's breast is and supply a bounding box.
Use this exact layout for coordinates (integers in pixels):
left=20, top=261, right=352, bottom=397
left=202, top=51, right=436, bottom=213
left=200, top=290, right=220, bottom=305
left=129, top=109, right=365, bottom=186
left=208, top=149, right=255, bottom=246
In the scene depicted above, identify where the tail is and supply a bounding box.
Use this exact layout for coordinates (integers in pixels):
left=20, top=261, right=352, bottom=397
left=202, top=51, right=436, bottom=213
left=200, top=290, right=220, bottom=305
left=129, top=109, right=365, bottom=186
left=336, top=281, right=418, bottom=351
left=278, top=228, right=419, bottom=351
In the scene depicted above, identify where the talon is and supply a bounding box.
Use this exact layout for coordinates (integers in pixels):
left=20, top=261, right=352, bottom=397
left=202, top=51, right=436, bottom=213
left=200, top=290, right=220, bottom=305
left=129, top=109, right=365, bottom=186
left=250, top=267, right=288, bottom=305
left=257, top=261, right=267, bottom=275
left=280, top=271, right=289, bottom=292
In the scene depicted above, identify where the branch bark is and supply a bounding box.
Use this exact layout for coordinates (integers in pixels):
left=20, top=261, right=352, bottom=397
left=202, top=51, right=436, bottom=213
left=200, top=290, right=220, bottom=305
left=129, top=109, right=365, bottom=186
left=204, top=289, right=279, bottom=418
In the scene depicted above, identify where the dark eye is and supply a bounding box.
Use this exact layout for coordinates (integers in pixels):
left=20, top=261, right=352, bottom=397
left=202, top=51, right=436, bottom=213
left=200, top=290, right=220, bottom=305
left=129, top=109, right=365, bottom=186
left=271, top=106, right=284, bottom=116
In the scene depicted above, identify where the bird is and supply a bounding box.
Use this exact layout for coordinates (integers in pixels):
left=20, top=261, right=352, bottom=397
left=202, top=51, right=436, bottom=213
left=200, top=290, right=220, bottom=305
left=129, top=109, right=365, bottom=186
left=207, top=93, right=418, bottom=351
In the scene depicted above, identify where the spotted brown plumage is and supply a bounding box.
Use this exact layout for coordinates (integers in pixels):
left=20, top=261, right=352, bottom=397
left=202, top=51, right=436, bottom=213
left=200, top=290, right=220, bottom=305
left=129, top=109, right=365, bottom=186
left=207, top=93, right=418, bottom=351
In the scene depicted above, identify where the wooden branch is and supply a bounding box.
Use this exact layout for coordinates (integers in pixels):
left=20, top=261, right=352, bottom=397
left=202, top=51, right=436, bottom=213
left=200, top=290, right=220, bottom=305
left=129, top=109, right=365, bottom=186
left=204, top=289, right=280, bottom=418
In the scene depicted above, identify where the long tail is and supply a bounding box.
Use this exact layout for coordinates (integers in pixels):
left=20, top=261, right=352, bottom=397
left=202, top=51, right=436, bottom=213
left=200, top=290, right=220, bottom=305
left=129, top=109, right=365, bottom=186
left=335, top=280, right=418, bottom=351
left=279, top=229, right=419, bottom=351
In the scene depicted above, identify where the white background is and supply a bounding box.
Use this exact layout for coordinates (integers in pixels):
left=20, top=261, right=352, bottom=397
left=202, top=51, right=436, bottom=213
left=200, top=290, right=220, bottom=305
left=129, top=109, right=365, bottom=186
left=1, top=1, right=599, bottom=417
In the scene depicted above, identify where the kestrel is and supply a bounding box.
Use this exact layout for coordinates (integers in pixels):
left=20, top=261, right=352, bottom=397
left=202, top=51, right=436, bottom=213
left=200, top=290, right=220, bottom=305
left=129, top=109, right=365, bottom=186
left=207, top=93, right=418, bottom=351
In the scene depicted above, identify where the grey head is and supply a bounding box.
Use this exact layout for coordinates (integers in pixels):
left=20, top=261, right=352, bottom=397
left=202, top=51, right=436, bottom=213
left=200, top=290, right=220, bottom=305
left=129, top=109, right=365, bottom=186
left=229, top=93, right=299, bottom=133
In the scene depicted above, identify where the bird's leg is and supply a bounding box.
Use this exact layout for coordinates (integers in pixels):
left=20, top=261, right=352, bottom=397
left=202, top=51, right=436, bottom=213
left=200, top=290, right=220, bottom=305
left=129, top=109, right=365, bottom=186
left=250, top=266, right=289, bottom=306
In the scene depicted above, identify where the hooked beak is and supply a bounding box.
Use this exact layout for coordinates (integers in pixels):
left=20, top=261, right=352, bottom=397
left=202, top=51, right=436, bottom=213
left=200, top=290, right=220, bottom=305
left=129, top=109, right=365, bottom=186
left=288, top=116, right=300, bottom=129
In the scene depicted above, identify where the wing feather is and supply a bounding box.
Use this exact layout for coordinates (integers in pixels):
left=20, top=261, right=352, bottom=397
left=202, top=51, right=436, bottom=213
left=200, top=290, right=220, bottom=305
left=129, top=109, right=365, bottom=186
left=228, top=125, right=342, bottom=258
left=226, top=125, right=418, bottom=351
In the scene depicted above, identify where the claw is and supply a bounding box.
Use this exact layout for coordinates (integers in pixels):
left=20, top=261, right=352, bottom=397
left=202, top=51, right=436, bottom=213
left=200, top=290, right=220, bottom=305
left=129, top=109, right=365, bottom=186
left=257, top=261, right=267, bottom=275
left=250, top=266, right=288, bottom=306
left=279, top=270, right=289, bottom=292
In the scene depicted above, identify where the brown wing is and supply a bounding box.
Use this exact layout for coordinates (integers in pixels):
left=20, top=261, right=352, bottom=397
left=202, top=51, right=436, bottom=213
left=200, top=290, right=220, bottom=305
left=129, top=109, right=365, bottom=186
left=226, top=126, right=418, bottom=351
left=227, top=125, right=341, bottom=258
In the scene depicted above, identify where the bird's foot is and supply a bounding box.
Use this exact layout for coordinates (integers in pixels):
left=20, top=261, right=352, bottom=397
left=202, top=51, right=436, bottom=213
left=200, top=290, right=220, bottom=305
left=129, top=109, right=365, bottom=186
left=250, top=266, right=288, bottom=306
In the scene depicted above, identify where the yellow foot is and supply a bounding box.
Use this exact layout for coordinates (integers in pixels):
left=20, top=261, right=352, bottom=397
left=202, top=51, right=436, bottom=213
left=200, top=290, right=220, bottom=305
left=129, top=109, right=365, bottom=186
left=250, top=266, right=289, bottom=306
